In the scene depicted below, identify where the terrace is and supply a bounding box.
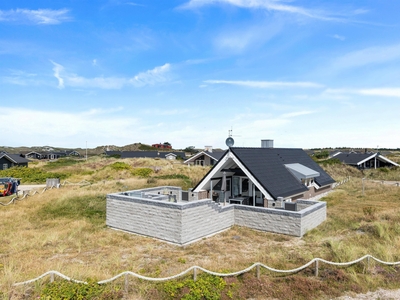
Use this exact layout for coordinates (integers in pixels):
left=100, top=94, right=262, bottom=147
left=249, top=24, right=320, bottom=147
left=106, top=186, right=326, bottom=245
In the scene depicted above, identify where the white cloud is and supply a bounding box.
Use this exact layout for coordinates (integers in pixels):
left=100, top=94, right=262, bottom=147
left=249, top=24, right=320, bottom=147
left=358, top=88, right=400, bottom=97
left=50, top=62, right=171, bottom=89
left=179, top=0, right=346, bottom=22
left=0, top=8, right=71, bottom=25
left=130, top=63, right=171, bottom=87
left=281, top=110, right=314, bottom=118
left=51, top=61, right=65, bottom=88
left=325, top=88, right=400, bottom=98
left=204, top=80, right=324, bottom=88
left=332, top=44, right=400, bottom=70
left=213, top=21, right=283, bottom=53
left=331, top=34, right=345, bottom=41
left=1, top=107, right=140, bottom=147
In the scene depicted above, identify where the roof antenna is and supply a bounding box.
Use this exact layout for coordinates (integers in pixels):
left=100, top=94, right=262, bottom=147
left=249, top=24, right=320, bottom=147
left=225, top=127, right=236, bottom=147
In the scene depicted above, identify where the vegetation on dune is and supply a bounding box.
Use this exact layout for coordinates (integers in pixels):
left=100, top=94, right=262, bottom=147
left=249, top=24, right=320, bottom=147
left=1, top=155, right=400, bottom=299
left=0, top=166, right=69, bottom=184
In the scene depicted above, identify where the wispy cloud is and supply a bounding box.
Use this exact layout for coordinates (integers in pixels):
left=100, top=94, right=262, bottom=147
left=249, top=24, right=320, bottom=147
left=130, top=63, right=171, bottom=87
left=325, top=88, right=400, bottom=98
left=204, top=80, right=324, bottom=89
left=331, top=34, right=345, bottom=41
left=0, top=8, right=71, bottom=25
left=179, top=0, right=349, bottom=22
left=1, top=107, right=139, bottom=147
left=332, top=44, right=400, bottom=70
left=51, top=61, right=171, bottom=89
left=1, top=69, right=43, bottom=86
left=213, top=21, right=283, bottom=53
left=281, top=110, right=315, bottom=118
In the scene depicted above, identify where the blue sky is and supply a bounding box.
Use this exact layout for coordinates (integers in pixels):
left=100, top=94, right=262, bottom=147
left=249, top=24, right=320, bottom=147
left=1, top=0, right=400, bottom=150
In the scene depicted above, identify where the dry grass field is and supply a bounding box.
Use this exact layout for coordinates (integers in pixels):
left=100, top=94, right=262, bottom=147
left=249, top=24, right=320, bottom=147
left=1, top=157, right=400, bottom=299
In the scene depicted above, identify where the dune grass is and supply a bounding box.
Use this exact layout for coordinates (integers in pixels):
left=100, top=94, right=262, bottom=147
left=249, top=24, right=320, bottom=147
left=1, top=157, right=400, bottom=299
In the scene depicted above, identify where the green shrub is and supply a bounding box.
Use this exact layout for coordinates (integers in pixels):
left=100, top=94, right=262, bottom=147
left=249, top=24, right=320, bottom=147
left=162, top=274, right=226, bottom=300
left=0, top=166, right=69, bottom=184
left=43, top=158, right=81, bottom=170
left=319, top=158, right=341, bottom=166
left=108, top=162, right=132, bottom=171
left=155, top=174, right=190, bottom=180
left=314, top=150, right=329, bottom=159
left=132, top=168, right=153, bottom=178
left=139, top=144, right=156, bottom=151
left=38, top=279, right=123, bottom=300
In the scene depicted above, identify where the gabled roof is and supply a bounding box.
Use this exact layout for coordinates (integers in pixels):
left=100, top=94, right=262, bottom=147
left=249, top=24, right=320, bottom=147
left=333, top=152, right=399, bottom=166
left=194, top=147, right=335, bottom=200
left=183, top=150, right=227, bottom=164
left=106, top=151, right=186, bottom=159
left=0, top=153, right=30, bottom=164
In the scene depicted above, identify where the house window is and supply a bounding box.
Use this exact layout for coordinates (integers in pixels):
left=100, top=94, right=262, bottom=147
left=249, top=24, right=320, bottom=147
left=242, top=179, right=249, bottom=193
left=2, top=163, right=8, bottom=170
left=195, top=160, right=204, bottom=166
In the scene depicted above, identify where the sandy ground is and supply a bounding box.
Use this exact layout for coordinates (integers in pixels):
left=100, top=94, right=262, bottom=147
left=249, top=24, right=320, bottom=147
left=17, top=184, right=47, bottom=193
left=12, top=184, right=400, bottom=299
left=335, top=288, right=400, bottom=299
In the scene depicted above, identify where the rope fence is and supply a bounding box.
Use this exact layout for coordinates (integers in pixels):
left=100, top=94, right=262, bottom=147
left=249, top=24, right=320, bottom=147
left=332, top=176, right=351, bottom=189
left=0, top=180, right=91, bottom=207
left=366, top=179, right=400, bottom=187
left=13, top=254, right=400, bottom=288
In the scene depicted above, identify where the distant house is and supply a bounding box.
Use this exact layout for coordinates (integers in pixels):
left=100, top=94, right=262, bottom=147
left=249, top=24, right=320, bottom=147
left=152, top=143, right=172, bottom=149
left=25, top=151, right=43, bottom=160
left=25, top=150, right=81, bottom=160
left=330, top=152, right=399, bottom=169
left=105, top=150, right=186, bottom=160
left=67, top=150, right=81, bottom=157
left=0, top=153, right=30, bottom=170
left=184, top=146, right=226, bottom=166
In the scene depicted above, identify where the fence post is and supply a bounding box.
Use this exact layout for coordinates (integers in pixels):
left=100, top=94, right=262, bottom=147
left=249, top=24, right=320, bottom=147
left=193, top=267, right=197, bottom=282
left=256, top=265, right=260, bottom=279
left=315, top=260, right=319, bottom=277
left=124, top=273, right=129, bottom=293
left=50, top=272, right=54, bottom=283
left=367, top=256, right=370, bottom=273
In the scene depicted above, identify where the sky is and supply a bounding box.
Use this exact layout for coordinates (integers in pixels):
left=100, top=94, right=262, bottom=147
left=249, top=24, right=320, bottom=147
left=1, top=0, right=400, bottom=150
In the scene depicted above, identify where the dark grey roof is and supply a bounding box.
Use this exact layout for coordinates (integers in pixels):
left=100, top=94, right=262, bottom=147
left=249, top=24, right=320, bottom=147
left=110, top=151, right=186, bottom=159
left=0, top=153, right=30, bottom=164
left=229, top=147, right=335, bottom=199
left=332, top=153, right=373, bottom=165
left=205, top=150, right=226, bottom=161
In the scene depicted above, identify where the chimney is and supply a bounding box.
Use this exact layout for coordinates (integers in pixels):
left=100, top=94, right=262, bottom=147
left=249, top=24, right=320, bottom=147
left=261, top=139, right=274, bottom=148
left=204, top=146, right=213, bottom=153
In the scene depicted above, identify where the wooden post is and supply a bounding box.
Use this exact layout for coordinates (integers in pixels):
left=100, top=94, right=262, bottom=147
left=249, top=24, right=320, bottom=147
left=367, top=256, right=370, bottom=273
left=124, top=273, right=129, bottom=293
left=193, top=267, right=197, bottom=282
left=315, top=260, right=319, bottom=277
left=256, top=265, right=260, bottom=279
left=50, top=272, right=54, bottom=283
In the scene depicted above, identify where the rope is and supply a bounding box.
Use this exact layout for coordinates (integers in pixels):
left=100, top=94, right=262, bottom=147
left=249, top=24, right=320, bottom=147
left=13, top=254, right=400, bottom=286
left=61, top=180, right=91, bottom=186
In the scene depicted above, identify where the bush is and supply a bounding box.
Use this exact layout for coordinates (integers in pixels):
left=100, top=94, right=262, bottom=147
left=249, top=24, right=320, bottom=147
left=43, top=158, right=81, bottom=170
left=38, top=280, right=123, bottom=300
left=131, top=168, right=153, bottom=178
left=319, top=158, right=341, bottom=166
left=108, top=162, right=132, bottom=171
left=0, top=166, right=69, bottom=184
left=162, top=274, right=226, bottom=299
